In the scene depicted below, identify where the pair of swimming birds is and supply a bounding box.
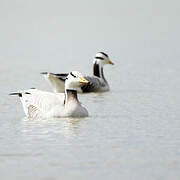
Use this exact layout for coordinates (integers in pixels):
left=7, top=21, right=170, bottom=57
left=10, top=52, right=114, bottom=118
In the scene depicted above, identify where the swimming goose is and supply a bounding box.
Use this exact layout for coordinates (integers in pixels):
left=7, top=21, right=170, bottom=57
left=41, top=52, right=114, bottom=93
left=10, top=71, right=89, bottom=118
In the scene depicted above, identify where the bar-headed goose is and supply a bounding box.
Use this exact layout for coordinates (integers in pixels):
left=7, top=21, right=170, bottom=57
left=10, top=71, right=89, bottom=118
left=41, top=52, right=114, bottom=93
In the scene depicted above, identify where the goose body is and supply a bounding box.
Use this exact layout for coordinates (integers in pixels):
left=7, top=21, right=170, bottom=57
left=41, top=52, right=114, bottom=93
left=10, top=72, right=89, bottom=118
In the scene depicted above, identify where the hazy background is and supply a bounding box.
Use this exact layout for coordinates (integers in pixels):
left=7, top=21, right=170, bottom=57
left=0, top=0, right=180, bottom=180
left=1, top=0, right=180, bottom=75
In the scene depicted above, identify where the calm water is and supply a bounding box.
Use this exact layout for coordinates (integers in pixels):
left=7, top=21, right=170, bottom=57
left=1, top=56, right=180, bottom=180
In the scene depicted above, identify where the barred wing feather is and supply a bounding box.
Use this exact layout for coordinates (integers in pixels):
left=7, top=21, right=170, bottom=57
left=20, top=89, right=65, bottom=118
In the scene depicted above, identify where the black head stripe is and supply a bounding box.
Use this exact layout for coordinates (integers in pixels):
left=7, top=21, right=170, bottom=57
left=70, top=72, right=76, bottom=78
left=95, top=57, right=104, bottom=60
left=99, top=52, right=108, bottom=57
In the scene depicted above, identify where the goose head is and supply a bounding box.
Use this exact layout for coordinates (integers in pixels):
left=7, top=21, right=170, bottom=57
left=93, top=52, right=114, bottom=66
left=65, top=71, right=89, bottom=91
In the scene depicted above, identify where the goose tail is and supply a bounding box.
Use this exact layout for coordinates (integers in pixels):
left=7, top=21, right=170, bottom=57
left=9, top=92, right=22, bottom=97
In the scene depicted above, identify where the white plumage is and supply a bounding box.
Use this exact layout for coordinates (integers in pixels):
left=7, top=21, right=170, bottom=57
left=10, top=71, right=89, bottom=118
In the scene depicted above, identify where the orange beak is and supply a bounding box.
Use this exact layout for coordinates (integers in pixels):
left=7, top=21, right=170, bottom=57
left=79, top=77, right=89, bottom=84
left=108, top=60, right=114, bottom=65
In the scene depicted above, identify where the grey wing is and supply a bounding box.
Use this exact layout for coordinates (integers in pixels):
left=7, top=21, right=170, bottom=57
left=81, top=76, right=107, bottom=92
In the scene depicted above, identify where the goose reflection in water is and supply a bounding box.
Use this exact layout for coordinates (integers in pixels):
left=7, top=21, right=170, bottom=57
left=20, top=117, right=88, bottom=139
